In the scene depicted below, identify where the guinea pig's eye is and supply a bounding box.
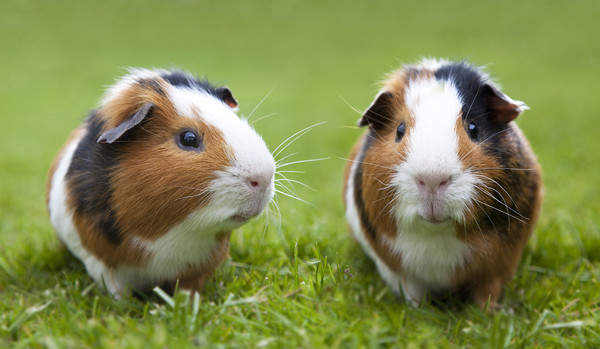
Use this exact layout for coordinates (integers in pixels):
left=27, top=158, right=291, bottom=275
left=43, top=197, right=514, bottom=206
left=396, top=122, right=406, bottom=142
left=176, top=129, right=203, bottom=152
left=468, top=123, right=479, bottom=140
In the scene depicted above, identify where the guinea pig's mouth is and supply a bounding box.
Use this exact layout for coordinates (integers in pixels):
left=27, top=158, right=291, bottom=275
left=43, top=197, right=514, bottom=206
left=229, top=201, right=269, bottom=223
left=230, top=214, right=256, bottom=223
left=420, top=216, right=450, bottom=225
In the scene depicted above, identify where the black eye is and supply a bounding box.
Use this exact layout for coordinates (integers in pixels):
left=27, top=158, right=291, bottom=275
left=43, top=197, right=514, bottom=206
left=468, top=123, right=479, bottom=140
left=176, top=130, right=203, bottom=151
left=396, top=122, right=406, bottom=142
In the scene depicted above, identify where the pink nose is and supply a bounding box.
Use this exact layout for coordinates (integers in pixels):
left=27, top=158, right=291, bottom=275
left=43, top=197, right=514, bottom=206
left=246, top=173, right=273, bottom=191
left=415, top=174, right=451, bottom=193
left=248, top=180, right=260, bottom=188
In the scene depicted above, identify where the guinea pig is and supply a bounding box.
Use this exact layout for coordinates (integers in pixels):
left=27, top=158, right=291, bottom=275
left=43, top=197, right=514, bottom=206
left=46, top=68, right=275, bottom=298
left=343, top=59, right=543, bottom=310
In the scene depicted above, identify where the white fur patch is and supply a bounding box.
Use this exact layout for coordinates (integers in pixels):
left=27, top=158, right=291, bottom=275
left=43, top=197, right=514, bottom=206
left=49, top=139, right=81, bottom=250
left=48, top=132, right=121, bottom=296
left=123, top=212, right=225, bottom=288
left=390, top=226, right=469, bottom=287
left=404, top=79, right=463, bottom=176
left=345, top=153, right=373, bottom=258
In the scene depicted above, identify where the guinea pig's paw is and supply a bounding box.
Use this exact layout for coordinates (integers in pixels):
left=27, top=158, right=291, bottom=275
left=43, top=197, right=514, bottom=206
left=176, top=273, right=209, bottom=295
left=399, top=277, right=427, bottom=308
left=470, top=278, right=503, bottom=312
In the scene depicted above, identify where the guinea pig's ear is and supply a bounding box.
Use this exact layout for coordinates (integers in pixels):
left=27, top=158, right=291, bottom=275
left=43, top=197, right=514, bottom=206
left=97, top=102, right=154, bottom=144
left=215, top=87, right=239, bottom=111
left=484, top=84, right=529, bottom=124
left=358, top=91, right=394, bottom=130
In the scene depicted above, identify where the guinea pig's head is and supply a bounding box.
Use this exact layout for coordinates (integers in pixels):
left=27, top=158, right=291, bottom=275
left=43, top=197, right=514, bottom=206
left=357, top=59, right=529, bottom=231
left=95, top=68, right=275, bottom=237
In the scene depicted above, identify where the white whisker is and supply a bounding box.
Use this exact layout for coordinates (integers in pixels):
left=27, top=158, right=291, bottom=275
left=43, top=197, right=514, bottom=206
left=472, top=198, right=528, bottom=225
left=474, top=182, right=526, bottom=220
left=274, top=189, right=315, bottom=206
left=277, top=157, right=330, bottom=169
left=272, top=121, right=327, bottom=159
left=373, top=193, right=397, bottom=223
left=250, top=112, right=277, bottom=125
left=275, top=180, right=298, bottom=197
left=464, top=203, right=485, bottom=241
left=275, top=178, right=315, bottom=192
left=473, top=199, right=499, bottom=237
left=275, top=152, right=299, bottom=166
left=465, top=84, right=482, bottom=119
left=472, top=167, right=536, bottom=172
left=276, top=170, right=305, bottom=174
left=336, top=90, right=365, bottom=116
left=268, top=199, right=282, bottom=230
left=472, top=173, right=522, bottom=216
left=246, top=86, right=276, bottom=121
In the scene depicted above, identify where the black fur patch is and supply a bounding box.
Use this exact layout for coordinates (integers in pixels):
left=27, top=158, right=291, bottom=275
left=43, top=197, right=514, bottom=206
left=160, top=71, right=223, bottom=99
left=353, top=133, right=379, bottom=241
left=434, top=62, right=513, bottom=161
left=434, top=61, right=489, bottom=121
left=66, top=111, right=123, bottom=244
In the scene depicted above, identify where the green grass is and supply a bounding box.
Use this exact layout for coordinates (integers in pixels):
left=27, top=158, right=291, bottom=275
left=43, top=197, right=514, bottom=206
left=1, top=0, right=599, bottom=347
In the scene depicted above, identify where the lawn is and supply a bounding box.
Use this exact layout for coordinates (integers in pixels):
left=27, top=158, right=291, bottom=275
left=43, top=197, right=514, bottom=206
left=1, top=0, right=599, bottom=347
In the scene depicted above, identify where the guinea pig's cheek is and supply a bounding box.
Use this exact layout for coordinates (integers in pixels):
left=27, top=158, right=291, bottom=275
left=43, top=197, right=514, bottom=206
left=389, top=166, right=422, bottom=223
left=442, top=171, right=478, bottom=219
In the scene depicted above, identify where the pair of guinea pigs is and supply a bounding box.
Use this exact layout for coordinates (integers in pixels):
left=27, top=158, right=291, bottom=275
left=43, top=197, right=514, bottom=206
left=46, top=59, right=543, bottom=310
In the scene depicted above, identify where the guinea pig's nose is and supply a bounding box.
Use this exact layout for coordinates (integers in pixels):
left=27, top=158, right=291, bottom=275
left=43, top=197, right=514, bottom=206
left=415, top=173, right=451, bottom=193
left=246, top=173, right=273, bottom=191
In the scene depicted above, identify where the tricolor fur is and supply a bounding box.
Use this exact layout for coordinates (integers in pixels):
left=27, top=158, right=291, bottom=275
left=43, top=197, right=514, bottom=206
left=47, top=69, right=275, bottom=297
left=344, top=59, right=543, bottom=309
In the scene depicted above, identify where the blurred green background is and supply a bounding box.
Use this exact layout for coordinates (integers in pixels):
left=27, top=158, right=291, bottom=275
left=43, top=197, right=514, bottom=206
left=1, top=0, right=599, bottom=297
